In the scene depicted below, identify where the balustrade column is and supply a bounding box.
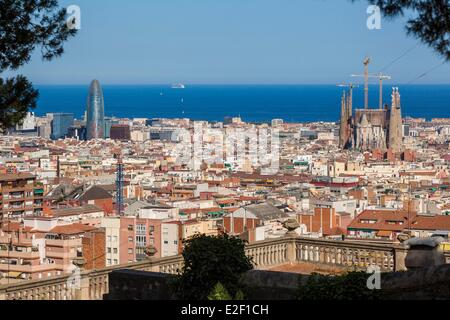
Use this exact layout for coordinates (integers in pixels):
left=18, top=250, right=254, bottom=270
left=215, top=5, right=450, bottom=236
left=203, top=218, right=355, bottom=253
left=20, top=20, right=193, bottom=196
left=286, top=238, right=297, bottom=264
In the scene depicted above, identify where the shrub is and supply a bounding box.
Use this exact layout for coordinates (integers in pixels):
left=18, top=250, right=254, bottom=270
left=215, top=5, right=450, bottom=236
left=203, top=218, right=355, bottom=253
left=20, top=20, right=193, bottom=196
left=298, top=271, right=381, bottom=300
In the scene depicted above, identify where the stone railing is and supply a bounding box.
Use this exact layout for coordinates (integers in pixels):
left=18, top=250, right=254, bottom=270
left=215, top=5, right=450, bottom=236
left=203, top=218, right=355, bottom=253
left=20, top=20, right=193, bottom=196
left=0, top=236, right=406, bottom=300
left=245, top=237, right=289, bottom=268
left=0, top=255, right=184, bottom=301
left=295, top=238, right=403, bottom=272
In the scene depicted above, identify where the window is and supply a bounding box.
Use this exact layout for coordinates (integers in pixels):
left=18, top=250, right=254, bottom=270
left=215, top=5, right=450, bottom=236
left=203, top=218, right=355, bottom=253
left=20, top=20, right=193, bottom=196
left=113, top=236, right=118, bottom=242
left=360, top=219, right=377, bottom=224
left=136, top=224, right=146, bottom=235
left=128, top=236, right=133, bottom=243
left=128, top=225, right=133, bottom=231
left=107, top=248, right=111, bottom=253
left=114, top=259, right=118, bottom=265
left=174, top=240, right=178, bottom=245
left=164, top=241, right=168, bottom=245
left=128, top=248, right=133, bottom=254
left=113, top=248, right=118, bottom=254
left=107, top=236, right=112, bottom=242
left=107, top=259, right=112, bottom=265
left=136, top=235, right=146, bottom=247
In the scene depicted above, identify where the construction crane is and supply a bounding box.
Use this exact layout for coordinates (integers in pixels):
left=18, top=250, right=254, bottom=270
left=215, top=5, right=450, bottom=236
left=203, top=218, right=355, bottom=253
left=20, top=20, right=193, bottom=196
left=351, top=57, right=370, bottom=110
left=350, top=57, right=371, bottom=110
left=375, top=73, right=392, bottom=110
left=351, top=72, right=392, bottom=110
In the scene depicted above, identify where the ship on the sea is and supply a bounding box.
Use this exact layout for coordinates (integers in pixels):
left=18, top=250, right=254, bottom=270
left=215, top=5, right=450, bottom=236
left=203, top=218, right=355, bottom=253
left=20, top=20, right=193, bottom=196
left=171, top=83, right=185, bottom=89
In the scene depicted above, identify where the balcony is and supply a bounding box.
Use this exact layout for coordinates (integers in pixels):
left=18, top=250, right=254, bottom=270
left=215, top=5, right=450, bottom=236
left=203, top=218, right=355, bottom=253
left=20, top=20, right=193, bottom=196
left=45, top=250, right=77, bottom=260
left=45, top=239, right=82, bottom=248
left=33, top=189, right=44, bottom=196
left=0, top=250, right=40, bottom=260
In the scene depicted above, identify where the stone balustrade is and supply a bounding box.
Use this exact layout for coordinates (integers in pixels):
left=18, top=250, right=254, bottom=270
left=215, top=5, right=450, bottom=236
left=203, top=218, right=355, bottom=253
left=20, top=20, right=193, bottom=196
left=295, top=238, right=401, bottom=272
left=0, top=236, right=407, bottom=300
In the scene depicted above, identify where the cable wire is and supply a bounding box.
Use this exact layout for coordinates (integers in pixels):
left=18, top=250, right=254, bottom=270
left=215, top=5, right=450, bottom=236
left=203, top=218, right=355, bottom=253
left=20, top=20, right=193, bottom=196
left=378, top=44, right=419, bottom=73
left=407, top=61, right=447, bottom=84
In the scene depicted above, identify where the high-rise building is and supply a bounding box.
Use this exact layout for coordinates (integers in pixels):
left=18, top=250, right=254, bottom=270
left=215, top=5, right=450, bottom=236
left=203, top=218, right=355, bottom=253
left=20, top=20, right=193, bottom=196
left=48, top=113, right=74, bottom=140
left=110, top=124, right=131, bottom=140
left=86, top=80, right=105, bottom=140
left=104, top=117, right=114, bottom=139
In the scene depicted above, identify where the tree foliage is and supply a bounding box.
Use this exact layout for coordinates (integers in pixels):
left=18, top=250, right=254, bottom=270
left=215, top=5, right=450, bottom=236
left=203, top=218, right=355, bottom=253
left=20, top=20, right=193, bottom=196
left=0, top=76, right=39, bottom=131
left=356, top=0, right=450, bottom=61
left=0, top=0, right=77, bottom=130
left=174, top=234, right=254, bottom=300
left=297, top=272, right=381, bottom=300
left=208, top=282, right=246, bottom=300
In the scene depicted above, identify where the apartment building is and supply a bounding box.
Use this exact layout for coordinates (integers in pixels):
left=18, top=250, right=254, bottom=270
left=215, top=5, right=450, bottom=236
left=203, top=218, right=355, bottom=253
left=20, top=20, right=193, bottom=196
left=101, top=216, right=183, bottom=266
left=0, top=218, right=104, bottom=282
left=0, top=173, right=44, bottom=221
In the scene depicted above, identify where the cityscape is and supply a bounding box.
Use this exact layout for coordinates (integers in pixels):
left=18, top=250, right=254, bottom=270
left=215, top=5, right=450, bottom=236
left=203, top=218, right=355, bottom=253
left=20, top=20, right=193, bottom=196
left=1, top=0, right=450, bottom=310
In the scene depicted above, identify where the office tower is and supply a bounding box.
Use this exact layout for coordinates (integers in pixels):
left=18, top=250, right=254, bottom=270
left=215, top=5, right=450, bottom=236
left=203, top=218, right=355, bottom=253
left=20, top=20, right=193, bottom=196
left=104, top=117, right=113, bottom=139
left=110, top=124, right=131, bottom=140
left=48, top=113, right=75, bottom=140
left=86, top=80, right=105, bottom=140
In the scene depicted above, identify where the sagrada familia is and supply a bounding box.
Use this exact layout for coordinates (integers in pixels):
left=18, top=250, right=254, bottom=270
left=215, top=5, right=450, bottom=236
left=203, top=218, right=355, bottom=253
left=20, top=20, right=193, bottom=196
left=339, top=60, right=403, bottom=153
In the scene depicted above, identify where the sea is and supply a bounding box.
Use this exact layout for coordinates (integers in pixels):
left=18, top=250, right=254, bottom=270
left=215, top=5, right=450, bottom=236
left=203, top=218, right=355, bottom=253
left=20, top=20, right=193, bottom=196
left=34, top=84, right=450, bottom=123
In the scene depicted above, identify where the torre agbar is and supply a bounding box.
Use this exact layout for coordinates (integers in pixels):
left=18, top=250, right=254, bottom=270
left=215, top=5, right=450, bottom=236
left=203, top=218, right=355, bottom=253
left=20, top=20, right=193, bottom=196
left=86, top=80, right=105, bottom=140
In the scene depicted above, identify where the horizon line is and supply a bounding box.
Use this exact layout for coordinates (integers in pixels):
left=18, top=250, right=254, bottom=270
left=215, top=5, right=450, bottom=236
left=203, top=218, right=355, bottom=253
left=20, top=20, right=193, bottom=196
left=34, top=83, right=450, bottom=86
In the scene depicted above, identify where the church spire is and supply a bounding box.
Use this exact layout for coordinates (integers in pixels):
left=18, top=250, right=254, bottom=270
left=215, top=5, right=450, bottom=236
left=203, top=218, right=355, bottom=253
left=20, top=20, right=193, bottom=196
left=388, top=87, right=403, bottom=153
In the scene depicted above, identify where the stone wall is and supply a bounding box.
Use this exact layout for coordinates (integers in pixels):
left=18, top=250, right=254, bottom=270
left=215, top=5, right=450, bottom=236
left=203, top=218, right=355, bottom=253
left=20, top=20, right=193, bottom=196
left=105, top=264, right=450, bottom=300
left=105, top=270, right=176, bottom=300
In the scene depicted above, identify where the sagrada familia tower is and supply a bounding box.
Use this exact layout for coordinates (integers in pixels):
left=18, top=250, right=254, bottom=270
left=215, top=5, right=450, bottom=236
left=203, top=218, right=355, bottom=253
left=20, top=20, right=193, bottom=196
left=339, top=59, right=403, bottom=153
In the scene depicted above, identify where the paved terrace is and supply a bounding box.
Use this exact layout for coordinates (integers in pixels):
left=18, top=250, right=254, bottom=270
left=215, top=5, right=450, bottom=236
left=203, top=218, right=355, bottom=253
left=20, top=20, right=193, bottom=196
left=0, top=236, right=445, bottom=300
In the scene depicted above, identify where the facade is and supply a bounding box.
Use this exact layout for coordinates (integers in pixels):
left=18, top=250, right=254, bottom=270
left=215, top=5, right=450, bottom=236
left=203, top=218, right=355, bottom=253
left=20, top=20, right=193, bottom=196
left=110, top=124, right=131, bottom=141
left=0, top=173, right=44, bottom=222
left=48, top=113, right=75, bottom=140
left=82, top=229, right=106, bottom=270
left=86, top=80, right=105, bottom=140
left=339, top=87, right=403, bottom=152
left=297, top=207, right=351, bottom=236
left=0, top=218, right=104, bottom=281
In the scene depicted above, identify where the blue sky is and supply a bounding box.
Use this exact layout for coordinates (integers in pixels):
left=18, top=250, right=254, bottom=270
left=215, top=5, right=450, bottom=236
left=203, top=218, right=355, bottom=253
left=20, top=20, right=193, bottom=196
left=13, top=0, right=450, bottom=84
